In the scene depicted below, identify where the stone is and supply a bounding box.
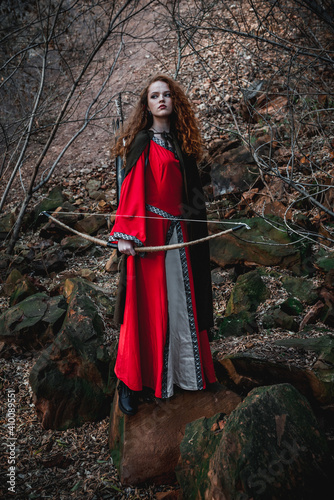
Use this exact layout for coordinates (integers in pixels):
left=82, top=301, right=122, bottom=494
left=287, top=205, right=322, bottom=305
left=319, top=287, right=334, bottom=326
left=219, top=311, right=258, bottom=338
left=209, top=135, right=274, bottom=197
left=9, top=277, right=38, bottom=306
left=217, top=270, right=267, bottom=338
left=255, top=95, right=288, bottom=122
left=211, top=150, right=259, bottom=196
left=63, top=277, right=115, bottom=317
left=2, top=269, right=23, bottom=296
left=276, top=335, right=334, bottom=401
left=275, top=334, right=334, bottom=355
left=33, top=186, right=66, bottom=227
left=315, top=249, right=334, bottom=272
left=39, top=202, right=79, bottom=241
left=0, top=252, right=11, bottom=277
left=60, top=235, right=93, bottom=253
left=280, top=296, right=304, bottom=316
left=105, top=248, right=120, bottom=273
left=74, top=214, right=107, bottom=235
left=176, top=384, right=331, bottom=499
left=281, top=276, right=318, bottom=304
left=0, top=293, right=67, bottom=348
left=216, top=342, right=334, bottom=409
left=0, top=212, right=15, bottom=239
left=262, top=307, right=299, bottom=332
left=0, top=253, right=30, bottom=277
left=29, top=279, right=114, bottom=430
left=78, top=268, right=96, bottom=281
left=299, top=300, right=325, bottom=330
left=225, top=269, right=268, bottom=316
left=209, top=217, right=311, bottom=275
left=108, top=383, right=241, bottom=486
left=31, top=245, right=68, bottom=275
left=155, top=491, right=180, bottom=499
left=86, top=179, right=101, bottom=196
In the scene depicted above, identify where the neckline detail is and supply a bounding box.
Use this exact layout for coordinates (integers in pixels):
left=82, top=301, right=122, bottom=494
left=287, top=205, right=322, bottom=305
left=152, top=135, right=177, bottom=157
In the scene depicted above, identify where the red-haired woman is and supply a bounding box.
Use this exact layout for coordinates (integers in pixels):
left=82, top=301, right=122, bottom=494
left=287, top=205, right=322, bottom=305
left=110, top=75, right=216, bottom=415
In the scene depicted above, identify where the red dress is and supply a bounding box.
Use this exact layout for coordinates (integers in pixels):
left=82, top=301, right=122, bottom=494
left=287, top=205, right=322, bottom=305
left=110, top=138, right=216, bottom=398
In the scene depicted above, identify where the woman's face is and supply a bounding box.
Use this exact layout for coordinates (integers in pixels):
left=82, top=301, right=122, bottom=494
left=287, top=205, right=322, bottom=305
left=147, top=81, right=173, bottom=120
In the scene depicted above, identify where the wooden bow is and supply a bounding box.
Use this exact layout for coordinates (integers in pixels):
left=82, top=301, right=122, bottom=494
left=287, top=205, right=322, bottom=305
left=41, top=211, right=250, bottom=252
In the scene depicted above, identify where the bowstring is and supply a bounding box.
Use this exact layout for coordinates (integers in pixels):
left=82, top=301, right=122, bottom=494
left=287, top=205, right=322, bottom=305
left=45, top=211, right=245, bottom=226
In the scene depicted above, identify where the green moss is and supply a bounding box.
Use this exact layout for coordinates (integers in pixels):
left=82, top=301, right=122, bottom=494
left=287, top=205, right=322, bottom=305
left=282, top=276, right=318, bottom=304
left=176, top=413, right=226, bottom=499
left=219, top=311, right=258, bottom=337
left=226, top=270, right=268, bottom=316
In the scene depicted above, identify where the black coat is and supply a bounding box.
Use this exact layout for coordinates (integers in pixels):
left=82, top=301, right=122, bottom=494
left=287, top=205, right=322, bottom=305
left=113, top=129, right=214, bottom=333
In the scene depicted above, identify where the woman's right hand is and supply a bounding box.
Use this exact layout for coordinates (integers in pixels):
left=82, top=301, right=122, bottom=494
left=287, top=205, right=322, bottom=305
left=118, top=238, right=136, bottom=256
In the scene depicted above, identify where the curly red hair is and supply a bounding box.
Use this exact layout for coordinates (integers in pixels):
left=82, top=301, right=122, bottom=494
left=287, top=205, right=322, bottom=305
left=113, top=74, right=203, bottom=160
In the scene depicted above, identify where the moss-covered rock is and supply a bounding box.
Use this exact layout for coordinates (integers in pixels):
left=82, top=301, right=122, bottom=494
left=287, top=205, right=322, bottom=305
left=276, top=335, right=334, bottom=405
left=262, top=307, right=299, bottom=332
left=29, top=278, right=115, bottom=430
left=175, top=412, right=227, bottom=497
left=281, top=276, right=318, bottom=304
left=280, top=296, right=304, bottom=316
left=315, top=249, right=334, bottom=272
left=9, top=277, right=38, bottom=306
left=33, top=186, right=66, bottom=227
left=226, top=269, right=268, bottom=316
left=2, top=269, right=23, bottom=296
left=210, top=216, right=313, bottom=275
left=217, top=269, right=267, bottom=338
left=60, top=235, right=93, bottom=253
left=217, top=335, right=334, bottom=408
left=0, top=293, right=67, bottom=348
left=0, top=211, right=15, bottom=238
left=176, top=384, right=332, bottom=500
left=219, top=311, right=258, bottom=337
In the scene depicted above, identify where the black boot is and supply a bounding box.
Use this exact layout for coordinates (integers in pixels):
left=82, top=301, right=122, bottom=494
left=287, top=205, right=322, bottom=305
left=118, top=381, right=138, bottom=416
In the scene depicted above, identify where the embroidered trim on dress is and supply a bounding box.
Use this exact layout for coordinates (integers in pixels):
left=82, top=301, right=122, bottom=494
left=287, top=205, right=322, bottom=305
left=145, top=204, right=180, bottom=220
left=108, top=232, right=143, bottom=247
left=146, top=203, right=203, bottom=396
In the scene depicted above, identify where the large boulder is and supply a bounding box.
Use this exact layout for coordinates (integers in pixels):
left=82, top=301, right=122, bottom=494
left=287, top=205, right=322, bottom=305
left=108, top=383, right=241, bottom=486
left=0, top=293, right=67, bottom=348
left=209, top=216, right=311, bottom=275
left=216, top=334, right=334, bottom=410
left=176, top=384, right=331, bottom=500
left=29, top=278, right=115, bottom=430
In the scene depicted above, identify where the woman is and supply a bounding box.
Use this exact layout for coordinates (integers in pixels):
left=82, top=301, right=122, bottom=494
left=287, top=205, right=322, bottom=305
left=110, top=75, right=216, bottom=416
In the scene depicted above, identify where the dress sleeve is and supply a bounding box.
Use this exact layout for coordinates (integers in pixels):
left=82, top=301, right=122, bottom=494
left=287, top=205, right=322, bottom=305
left=109, top=147, right=147, bottom=247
